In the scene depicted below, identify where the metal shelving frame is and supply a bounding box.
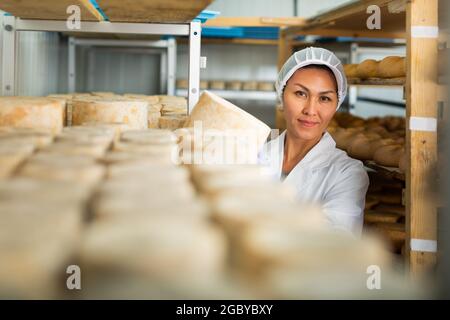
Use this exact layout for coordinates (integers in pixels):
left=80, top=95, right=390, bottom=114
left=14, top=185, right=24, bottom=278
left=1, top=17, right=202, bottom=113
left=68, top=37, right=177, bottom=95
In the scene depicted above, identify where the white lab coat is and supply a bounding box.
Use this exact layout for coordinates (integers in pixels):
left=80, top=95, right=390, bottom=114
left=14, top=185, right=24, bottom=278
left=258, top=130, right=369, bottom=237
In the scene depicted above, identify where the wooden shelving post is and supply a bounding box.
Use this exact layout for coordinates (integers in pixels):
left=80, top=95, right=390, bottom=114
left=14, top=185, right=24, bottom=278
left=405, top=0, right=439, bottom=278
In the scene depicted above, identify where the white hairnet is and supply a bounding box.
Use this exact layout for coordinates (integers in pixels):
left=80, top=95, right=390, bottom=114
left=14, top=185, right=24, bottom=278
left=275, top=47, right=347, bottom=110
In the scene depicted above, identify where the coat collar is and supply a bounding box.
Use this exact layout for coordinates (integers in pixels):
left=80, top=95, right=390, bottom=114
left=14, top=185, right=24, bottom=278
left=278, top=130, right=336, bottom=171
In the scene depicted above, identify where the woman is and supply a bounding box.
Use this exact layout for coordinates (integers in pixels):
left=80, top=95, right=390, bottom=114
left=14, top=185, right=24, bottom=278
left=259, top=47, right=369, bottom=237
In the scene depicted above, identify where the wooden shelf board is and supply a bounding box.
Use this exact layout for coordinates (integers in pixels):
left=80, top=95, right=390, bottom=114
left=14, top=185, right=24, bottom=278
left=284, top=0, right=406, bottom=39
left=0, top=0, right=104, bottom=21
left=347, top=77, right=405, bottom=86
left=96, top=0, right=213, bottom=23
left=364, top=160, right=405, bottom=181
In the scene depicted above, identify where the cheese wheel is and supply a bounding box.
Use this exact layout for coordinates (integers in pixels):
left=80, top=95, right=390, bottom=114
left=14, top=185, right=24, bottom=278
left=257, top=82, right=274, bottom=92
left=209, top=80, right=226, bottom=90
left=184, top=91, right=271, bottom=149
left=364, top=211, right=402, bottom=224
left=176, top=79, right=189, bottom=89
left=0, top=97, right=64, bottom=134
left=364, top=195, right=379, bottom=210
left=123, top=94, right=160, bottom=106
left=113, top=141, right=179, bottom=163
left=148, top=110, right=161, bottom=128
left=19, top=153, right=105, bottom=186
left=377, top=56, right=406, bottom=78
left=372, top=204, right=405, bottom=216
left=373, top=144, right=404, bottom=167
left=72, top=98, right=148, bottom=130
left=343, top=64, right=358, bottom=78
left=79, top=220, right=226, bottom=280
left=242, top=81, right=258, bottom=91
left=356, top=59, right=379, bottom=79
left=0, top=177, right=91, bottom=205
left=238, top=222, right=389, bottom=275
left=200, top=80, right=209, bottom=90
left=40, top=141, right=108, bottom=159
left=0, top=143, right=35, bottom=179
left=159, top=115, right=188, bottom=130
left=226, top=81, right=242, bottom=91
left=121, top=129, right=178, bottom=145
left=347, top=135, right=378, bottom=160
left=57, top=126, right=115, bottom=147
left=0, top=129, right=54, bottom=149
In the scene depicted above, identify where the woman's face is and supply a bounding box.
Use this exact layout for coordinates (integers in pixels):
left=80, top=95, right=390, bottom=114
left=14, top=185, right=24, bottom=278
left=282, top=67, right=338, bottom=141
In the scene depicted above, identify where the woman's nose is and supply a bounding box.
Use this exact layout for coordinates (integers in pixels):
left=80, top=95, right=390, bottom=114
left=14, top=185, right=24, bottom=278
left=302, top=99, right=318, bottom=116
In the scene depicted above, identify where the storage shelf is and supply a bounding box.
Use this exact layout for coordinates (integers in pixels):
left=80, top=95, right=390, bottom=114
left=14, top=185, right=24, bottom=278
left=176, top=89, right=277, bottom=101
left=364, top=161, right=405, bottom=181
left=347, top=77, right=405, bottom=86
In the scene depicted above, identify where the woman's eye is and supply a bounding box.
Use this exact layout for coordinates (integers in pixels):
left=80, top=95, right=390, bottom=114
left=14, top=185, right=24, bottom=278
left=295, top=91, right=306, bottom=97
left=320, top=96, right=331, bottom=102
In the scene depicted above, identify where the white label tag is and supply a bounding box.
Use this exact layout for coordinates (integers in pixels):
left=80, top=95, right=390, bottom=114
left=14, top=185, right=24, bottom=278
left=411, top=26, right=439, bottom=39
left=410, top=239, right=437, bottom=252
left=409, top=116, right=437, bottom=132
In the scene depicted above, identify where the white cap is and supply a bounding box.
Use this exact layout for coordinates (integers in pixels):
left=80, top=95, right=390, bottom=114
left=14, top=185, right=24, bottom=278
left=275, top=47, right=347, bottom=110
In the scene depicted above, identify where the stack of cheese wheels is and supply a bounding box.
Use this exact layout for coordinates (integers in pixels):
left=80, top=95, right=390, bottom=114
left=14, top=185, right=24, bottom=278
left=226, top=80, right=242, bottom=91
left=123, top=93, right=161, bottom=129
left=80, top=143, right=226, bottom=295
left=187, top=163, right=415, bottom=299
left=343, top=64, right=358, bottom=78
left=343, top=56, right=405, bottom=80
left=0, top=127, right=54, bottom=149
left=245, top=227, right=415, bottom=298
left=242, top=81, right=258, bottom=91
left=18, top=153, right=105, bottom=187
left=184, top=91, right=271, bottom=153
left=209, top=80, right=226, bottom=90
left=373, top=144, right=404, bottom=167
left=44, top=125, right=116, bottom=159
left=356, top=59, right=379, bottom=79
left=159, top=115, right=188, bottom=130
left=72, top=97, right=148, bottom=130
left=377, top=56, right=406, bottom=78
left=112, top=129, right=179, bottom=164
left=0, top=141, right=35, bottom=179
left=0, top=177, right=89, bottom=299
left=0, top=97, right=65, bottom=134
left=47, top=94, right=73, bottom=126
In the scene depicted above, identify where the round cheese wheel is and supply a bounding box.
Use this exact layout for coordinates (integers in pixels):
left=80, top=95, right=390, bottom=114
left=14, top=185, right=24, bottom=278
left=79, top=220, right=226, bottom=280
left=184, top=91, right=271, bottom=149
left=209, top=81, right=226, bottom=90
left=343, top=64, right=358, bottom=78
left=226, top=81, right=242, bottom=91
left=373, top=144, right=404, bottom=167
left=364, top=211, right=402, bottom=224
left=40, top=141, right=108, bottom=159
left=123, top=94, right=160, bottom=106
left=242, top=81, right=258, bottom=91
left=377, top=56, right=405, bottom=78
left=356, top=59, right=379, bottom=79
left=176, top=79, right=189, bottom=89
left=257, top=82, right=274, bottom=91
left=159, top=115, right=188, bottom=130
left=200, top=80, right=209, bottom=90
left=148, top=110, right=161, bottom=128
left=72, top=98, right=148, bottom=130
left=19, top=153, right=105, bottom=186
left=0, top=97, right=65, bottom=134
